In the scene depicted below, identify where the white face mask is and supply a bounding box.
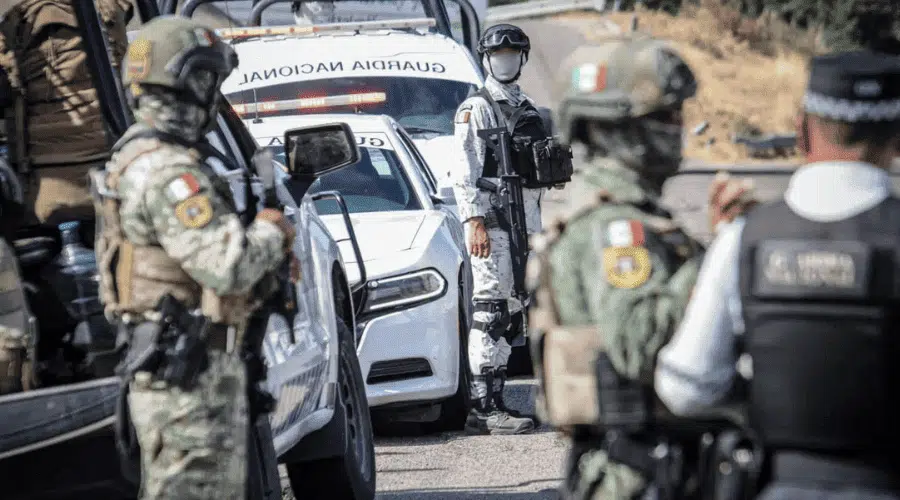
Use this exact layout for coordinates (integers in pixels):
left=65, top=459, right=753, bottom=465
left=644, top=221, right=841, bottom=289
left=483, top=52, right=523, bottom=83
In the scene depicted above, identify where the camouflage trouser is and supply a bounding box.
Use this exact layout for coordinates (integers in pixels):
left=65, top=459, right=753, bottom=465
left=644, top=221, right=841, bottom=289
left=467, top=227, right=522, bottom=376
left=128, top=350, right=248, bottom=500
left=564, top=442, right=649, bottom=500
left=0, top=237, right=33, bottom=394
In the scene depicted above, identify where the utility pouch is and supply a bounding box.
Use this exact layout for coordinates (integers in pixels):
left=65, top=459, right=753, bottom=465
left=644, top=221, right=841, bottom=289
left=526, top=138, right=574, bottom=189
left=596, top=352, right=651, bottom=432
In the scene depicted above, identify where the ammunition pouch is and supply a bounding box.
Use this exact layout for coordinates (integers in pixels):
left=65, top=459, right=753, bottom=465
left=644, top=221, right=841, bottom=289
left=522, top=137, right=573, bottom=189
left=536, top=324, right=604, bottom=427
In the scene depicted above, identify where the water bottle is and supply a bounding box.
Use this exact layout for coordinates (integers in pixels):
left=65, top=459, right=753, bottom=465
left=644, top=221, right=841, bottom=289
left=54, top=221, right=101, bottom=320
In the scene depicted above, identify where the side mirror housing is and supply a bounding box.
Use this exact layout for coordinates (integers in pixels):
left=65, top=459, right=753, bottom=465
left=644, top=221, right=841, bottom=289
left=283, top=123, right=360, bottom=179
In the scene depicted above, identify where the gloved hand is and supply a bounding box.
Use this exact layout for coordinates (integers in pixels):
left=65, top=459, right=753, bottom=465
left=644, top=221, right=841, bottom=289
left=255, top=208, right=295, bottom=251
left=288, top=251, right=301, bottom=283
left=708, top=171, right=757, bottom=234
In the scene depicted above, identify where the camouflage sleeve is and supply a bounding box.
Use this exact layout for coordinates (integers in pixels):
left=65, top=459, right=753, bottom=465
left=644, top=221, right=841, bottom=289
left=142, top=164, right=286, bottom=296
left=581, top=216, right=701, bottom=383
left=451, top=97, right=494, bottom=222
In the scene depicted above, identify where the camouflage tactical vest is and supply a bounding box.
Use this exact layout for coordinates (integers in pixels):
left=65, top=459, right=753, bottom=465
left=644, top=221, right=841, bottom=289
left=90, top=134, right=256, bottom=330
left=528, top=189, right=614, bottom=431
left=0, top=0, right=130, bottom=168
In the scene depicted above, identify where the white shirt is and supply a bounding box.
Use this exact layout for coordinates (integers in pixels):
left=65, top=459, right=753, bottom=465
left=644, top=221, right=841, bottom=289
left=654, top=161, right=893, bottom=416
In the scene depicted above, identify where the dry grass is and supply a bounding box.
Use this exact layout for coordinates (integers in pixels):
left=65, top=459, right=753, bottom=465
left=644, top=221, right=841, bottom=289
left=556, top=3, right=815, bottom=163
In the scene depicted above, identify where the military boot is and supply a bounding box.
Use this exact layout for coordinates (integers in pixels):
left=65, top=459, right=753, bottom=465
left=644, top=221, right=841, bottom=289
left=491, top=367, right=535, bottom=420
left=465, top=368, right=535, bottom=435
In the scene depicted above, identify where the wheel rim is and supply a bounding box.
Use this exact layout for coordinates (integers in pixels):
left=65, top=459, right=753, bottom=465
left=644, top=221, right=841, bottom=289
left=340, top=350, right=373, bottom=481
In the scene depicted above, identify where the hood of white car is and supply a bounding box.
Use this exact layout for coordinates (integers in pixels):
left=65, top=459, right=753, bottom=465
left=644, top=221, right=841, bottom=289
left=412, top=135, right=457, bottom=188
left=319, top=211, right=427, bottom=265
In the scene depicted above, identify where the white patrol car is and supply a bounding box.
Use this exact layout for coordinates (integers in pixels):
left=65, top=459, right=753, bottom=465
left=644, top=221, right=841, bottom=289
left=251, top=112, right=474, bottom=431
left=219, top=17, right=485, bottom=193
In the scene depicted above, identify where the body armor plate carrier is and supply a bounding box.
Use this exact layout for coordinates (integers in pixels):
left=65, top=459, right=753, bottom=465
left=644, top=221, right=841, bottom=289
left=477, top=88, right=573, bottom=189
left=739, top=199, right=900, bottom=455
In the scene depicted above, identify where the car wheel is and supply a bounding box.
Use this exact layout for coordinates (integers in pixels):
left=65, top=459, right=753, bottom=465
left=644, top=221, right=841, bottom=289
left=286, top=318, right=376, bottom=500
left=423, top=291, right=472, bottom=433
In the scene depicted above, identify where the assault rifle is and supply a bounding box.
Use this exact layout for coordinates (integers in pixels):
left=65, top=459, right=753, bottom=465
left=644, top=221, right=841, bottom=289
left=253, top=148, right=299, bottom=344
left=476, top=126, right=529, bottom=307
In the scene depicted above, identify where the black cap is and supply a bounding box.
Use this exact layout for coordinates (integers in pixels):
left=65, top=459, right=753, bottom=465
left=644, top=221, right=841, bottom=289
left=803, top=50, right=900, bottom=122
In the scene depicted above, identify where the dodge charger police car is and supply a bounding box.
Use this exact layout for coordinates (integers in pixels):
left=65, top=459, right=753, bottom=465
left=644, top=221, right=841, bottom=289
left=249, top=110, right=473, bottom=430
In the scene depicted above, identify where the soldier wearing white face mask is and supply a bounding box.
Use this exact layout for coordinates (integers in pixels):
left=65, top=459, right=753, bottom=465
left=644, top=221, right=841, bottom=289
left=453, top=24, right=570, bottom=435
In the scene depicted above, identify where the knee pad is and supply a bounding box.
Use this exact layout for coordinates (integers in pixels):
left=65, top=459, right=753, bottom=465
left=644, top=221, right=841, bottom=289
left=472, top=300, right=510, bottom=342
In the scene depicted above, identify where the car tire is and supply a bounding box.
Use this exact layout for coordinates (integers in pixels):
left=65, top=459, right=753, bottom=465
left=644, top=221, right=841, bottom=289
left=423, top=292, right=471, bottom=433
left=286, top=318, right=376, bottom=500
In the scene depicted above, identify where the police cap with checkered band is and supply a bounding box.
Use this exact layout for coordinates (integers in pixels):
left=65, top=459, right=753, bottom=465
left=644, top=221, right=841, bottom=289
left=803, top=50, right=900, bottom=122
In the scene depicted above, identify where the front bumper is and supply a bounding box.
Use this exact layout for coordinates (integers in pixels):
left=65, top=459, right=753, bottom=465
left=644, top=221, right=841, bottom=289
left=356, top=292, right=460, bottom=408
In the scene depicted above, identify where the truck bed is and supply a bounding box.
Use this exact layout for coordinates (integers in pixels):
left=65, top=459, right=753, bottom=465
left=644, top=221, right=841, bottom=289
left=0, top=377, right=137, bottom=499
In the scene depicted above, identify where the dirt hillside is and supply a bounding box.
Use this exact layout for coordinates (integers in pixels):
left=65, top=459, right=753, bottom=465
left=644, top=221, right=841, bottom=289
left=556, top=4, right=813, bottom=163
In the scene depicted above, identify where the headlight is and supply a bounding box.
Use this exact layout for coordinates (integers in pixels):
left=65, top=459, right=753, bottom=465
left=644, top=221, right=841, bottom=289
left=363, top=269, right=447, bottom=313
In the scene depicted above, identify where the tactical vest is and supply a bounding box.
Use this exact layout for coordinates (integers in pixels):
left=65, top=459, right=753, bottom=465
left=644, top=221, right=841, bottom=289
left=91, top=132, right=255, bottom=327
left=476, top=88, right=573, bottom=189
left=739, top=199, right=900, bottom=455
left=0, top=0, right=129, bottom=169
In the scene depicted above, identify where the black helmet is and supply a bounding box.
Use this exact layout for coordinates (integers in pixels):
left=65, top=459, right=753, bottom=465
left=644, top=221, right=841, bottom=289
left=477, top=24, right=530, bottom=57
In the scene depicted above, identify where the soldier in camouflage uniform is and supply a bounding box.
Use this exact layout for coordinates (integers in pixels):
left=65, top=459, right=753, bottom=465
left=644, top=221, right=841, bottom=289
left=528, top=37, right=754, bottom=499
left=93, top=17, right=297, bottom=499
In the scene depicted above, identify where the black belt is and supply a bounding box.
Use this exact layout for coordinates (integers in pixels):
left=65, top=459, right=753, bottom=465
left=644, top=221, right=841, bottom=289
left=772, top=451, right=900, bottom=490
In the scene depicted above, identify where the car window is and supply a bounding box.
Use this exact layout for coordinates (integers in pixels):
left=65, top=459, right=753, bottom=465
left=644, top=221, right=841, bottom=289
left=395, top=127, right=438, bottom=194
left=264, top=136, right=422, bottom=214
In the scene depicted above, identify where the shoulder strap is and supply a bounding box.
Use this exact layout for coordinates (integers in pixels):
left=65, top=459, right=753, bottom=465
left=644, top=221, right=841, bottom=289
left=113, top=128, right=238, bottom=170
left=476, top=87, right=509, bottom=130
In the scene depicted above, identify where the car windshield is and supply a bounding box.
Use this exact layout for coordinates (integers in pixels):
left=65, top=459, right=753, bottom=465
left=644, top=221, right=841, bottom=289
left=227, top=76, right=475, bottom=137
left=265, top=141, right=422, bottom=214
left=252, top=0, right=432, bottom=25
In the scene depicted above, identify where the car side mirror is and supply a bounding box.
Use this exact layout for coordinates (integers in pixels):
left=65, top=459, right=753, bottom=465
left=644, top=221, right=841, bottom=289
left=538, top=106, right=555, bottom=134
left=283, top=123, right=360, bottom=179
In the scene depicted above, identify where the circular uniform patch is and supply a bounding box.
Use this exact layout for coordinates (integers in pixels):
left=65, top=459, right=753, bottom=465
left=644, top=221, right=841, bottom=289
left=126, top=38, right=152, bottom=81
left=174, top=194, right=213, bottom=229
left=602, top=246, right=652, bottom=289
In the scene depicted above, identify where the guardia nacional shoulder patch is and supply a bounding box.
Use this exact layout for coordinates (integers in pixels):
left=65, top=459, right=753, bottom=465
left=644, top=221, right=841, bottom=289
left=126, top=38, right=152, bottom=81
left=175, top=194, right=214, bottom=229
left=603, top=246, right=652, bottom=289
left=603, top=219, right=651, bottom=288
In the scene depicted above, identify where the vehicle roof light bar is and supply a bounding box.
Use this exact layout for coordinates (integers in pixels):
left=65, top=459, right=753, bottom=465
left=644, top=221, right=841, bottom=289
left=232, top=92, right=387, bottom=115
left=216, top=17, right=437, bottom=41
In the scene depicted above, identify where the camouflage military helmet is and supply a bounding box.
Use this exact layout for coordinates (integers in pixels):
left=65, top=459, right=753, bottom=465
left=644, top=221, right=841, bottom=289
left=555, top=37, right=697, bottom=144
left=123, top=16, right=238, bottom=104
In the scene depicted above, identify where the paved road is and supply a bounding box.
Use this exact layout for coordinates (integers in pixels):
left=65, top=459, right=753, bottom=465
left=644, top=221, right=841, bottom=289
left=372, top=379, right=565, bottom=500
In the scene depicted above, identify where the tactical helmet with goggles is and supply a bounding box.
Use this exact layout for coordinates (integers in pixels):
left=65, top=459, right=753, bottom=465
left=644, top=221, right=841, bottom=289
left=478, top=24, right=530, bottom=57
left=555, top=37, right=697, bottom=146
left=123, top=16, right=238, bottom=108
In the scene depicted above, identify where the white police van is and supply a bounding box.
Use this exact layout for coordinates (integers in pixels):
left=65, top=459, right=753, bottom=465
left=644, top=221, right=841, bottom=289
left=215, top=1, right=485, bottom=192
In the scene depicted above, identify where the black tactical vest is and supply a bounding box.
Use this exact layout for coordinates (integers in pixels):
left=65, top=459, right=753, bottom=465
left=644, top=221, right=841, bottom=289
left=738, top=199, right=900, bottom=455
left=475, top=89, right=572, bottom=190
